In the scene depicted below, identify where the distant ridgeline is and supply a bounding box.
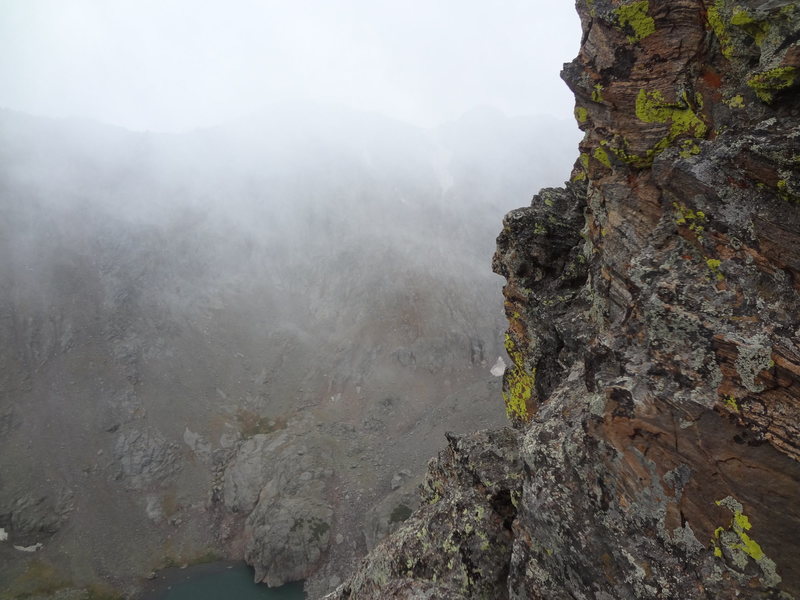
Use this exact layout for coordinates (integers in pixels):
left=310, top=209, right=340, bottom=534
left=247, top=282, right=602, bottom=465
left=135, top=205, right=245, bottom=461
left=324, top=1, right=800, bottom=598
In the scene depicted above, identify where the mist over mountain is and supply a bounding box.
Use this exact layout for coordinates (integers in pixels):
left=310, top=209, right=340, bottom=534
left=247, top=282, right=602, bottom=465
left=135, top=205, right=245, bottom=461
left=0, top=105, right=578, bottom=597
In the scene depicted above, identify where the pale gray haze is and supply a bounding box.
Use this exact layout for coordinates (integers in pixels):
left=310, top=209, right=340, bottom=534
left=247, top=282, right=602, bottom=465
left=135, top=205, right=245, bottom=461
left=0, top=2, right=584, bottom=597
left=0, top=0, right=580, bottom=131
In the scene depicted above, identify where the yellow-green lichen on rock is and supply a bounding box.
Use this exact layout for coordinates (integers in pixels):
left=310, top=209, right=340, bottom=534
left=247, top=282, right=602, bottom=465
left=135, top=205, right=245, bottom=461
left=679, top=139, right=701, bottom=158
left=707, top=0, right=734, bottom=59
left=724, top=94, right=745, bottom=108
left=729, top=7, right=769, bottom=45
left=634, top=89, right=708, bottom=160
left=636, top=89, right=707, bottom=139
left=712, top=497, right=782, bottom=588
left=706, top=258, right=724, bottom=280
left=673, top=201, right=707, bottom=239
left=721, top=394, right=739, bottom=412
left=747, top=66, right=798, bottom=103
left=593, top=146, right=612, bottom=168
left=707, top=0, right=779, bottom=61
left=614, top=0, right=656, bottom=43
left=592, top=83, right=605, bottom=103
left=776, top=178, right=799, bottom=203
left=592, top=88, right=709, bottom=169
left=503, top=333, right=534, bottom=423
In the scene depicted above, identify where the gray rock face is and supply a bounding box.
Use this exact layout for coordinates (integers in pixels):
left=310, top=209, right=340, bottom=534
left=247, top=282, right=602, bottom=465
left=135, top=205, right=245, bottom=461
left=245, top=496, right=333, bottom=586
left=3, top=489, right=74, bottom=539
left=222, top=432, right=292, bottom=513
left=223, top=428, right=335, bottom=586
left=110, top=428, right=181, bottom=489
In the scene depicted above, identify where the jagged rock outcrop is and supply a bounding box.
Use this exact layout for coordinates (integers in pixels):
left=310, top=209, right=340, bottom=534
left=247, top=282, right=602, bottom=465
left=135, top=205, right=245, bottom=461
left=326, top=1, right=800, bottom=598
left=327, top=428, right=522, bottom=599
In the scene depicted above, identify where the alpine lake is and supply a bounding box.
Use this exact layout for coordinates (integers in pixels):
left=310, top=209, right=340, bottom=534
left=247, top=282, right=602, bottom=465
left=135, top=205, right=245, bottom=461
left=140, top=562, right=305, bottom=600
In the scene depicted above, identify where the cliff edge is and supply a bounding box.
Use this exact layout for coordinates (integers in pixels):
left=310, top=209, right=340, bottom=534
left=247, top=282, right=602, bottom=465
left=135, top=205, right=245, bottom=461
left=325, top=1, right=800, bottom=598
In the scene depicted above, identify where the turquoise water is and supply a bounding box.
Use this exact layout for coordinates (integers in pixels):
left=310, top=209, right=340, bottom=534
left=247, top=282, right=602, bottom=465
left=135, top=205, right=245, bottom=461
left=143, top=562, right=305, bottom=600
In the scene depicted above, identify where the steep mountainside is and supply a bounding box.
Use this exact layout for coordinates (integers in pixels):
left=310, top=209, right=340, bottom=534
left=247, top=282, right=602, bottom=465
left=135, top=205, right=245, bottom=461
left=0, top=107, right=577, bottom=598
left=326, top=1, right=800, bottom=598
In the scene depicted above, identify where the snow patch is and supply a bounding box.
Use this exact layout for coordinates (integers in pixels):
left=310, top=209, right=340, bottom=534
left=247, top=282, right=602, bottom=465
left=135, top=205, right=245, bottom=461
left=14, top=542, right=43, bottom=552
left=490, top=356, right=507, bottom=377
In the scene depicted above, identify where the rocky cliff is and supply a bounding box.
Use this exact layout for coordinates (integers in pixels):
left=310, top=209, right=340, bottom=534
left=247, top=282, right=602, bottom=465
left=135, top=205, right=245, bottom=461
left=325, top=1, right=800, bottom=598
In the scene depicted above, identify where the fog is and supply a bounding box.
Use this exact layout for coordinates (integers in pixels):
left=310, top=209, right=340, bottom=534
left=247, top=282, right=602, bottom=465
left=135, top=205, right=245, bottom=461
left=0, top=3, right=583, bottom=597
left=0, top=0, right=580, bottom=131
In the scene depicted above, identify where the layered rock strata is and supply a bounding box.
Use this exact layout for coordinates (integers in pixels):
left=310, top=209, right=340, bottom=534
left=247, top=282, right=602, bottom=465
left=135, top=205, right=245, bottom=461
left=326, top=1, right=800, bottom=598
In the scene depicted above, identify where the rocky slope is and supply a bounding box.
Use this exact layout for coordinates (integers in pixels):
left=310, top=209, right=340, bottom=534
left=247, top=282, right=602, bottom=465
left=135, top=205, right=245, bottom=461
left=325, top=1, right=800, bottom=598
left=0, top=107, right=578, bottom=598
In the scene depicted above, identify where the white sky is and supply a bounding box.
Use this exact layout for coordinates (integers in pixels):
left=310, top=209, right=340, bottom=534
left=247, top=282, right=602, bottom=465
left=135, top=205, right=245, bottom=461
left=0, top=0, right=581, bottom=132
